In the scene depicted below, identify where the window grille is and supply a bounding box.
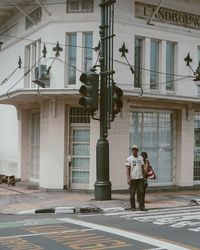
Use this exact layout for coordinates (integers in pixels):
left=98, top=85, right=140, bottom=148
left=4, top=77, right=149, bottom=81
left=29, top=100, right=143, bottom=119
left=66, top=0, right=94, bottom=13
left=70, top=107, right=90, bottom=123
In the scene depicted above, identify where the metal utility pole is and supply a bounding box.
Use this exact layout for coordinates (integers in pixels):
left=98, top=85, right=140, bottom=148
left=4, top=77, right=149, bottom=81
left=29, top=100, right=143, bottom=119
left=94, top=0, right=116, bottom=200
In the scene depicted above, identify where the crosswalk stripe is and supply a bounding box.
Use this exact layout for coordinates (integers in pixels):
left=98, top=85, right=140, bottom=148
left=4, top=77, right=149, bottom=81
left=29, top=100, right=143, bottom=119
left=104, top=206, right=200, bottom=217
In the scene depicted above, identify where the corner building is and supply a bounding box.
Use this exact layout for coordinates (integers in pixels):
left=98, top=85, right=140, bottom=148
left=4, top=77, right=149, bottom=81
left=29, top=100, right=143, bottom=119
left=0, top=0, right=199, bottom=190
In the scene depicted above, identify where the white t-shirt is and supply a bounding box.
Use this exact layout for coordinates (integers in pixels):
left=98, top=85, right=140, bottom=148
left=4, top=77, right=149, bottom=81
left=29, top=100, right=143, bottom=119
left=126, top=155, right=144, bottom=180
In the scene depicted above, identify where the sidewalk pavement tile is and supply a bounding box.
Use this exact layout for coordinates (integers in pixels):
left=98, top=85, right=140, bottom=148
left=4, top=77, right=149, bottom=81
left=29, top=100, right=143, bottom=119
left=0, top=184, right=199, bottom=214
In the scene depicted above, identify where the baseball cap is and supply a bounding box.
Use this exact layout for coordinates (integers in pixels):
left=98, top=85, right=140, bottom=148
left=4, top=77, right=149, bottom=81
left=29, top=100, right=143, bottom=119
left=131, top=144, right=138, bottom=150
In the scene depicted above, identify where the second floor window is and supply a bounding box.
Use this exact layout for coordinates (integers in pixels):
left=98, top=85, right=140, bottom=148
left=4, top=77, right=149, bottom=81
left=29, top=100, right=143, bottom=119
left=166, top=42, right=175, bottom=91
left=84, top=32, right=93, bottom=72
left=150, top=39, right=160, bottom=90
left=25, top=39, right=41, bottom=88
left=67, top=32, right=93, bottom=85
left=67, top=33, right=77, bottom=85
left=134, top=37, right=143, bottom=88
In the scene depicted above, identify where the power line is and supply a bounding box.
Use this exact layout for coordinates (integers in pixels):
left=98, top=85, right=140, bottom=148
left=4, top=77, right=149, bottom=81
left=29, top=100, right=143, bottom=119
left=1, top=34, right=94, bottom=51
left=0, top=1, right=66, bottom=7
left=1, top=31, right=195, bottom=79
left=114, top=58, right=193, bottom=78
left=6, top=55, right=44, bottom=96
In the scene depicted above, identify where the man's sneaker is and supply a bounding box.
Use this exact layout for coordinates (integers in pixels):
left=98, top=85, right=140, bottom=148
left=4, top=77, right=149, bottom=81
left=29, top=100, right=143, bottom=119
left=131, top=206, right=136, bottom=211
left=140, top=207, right=148, bottom=211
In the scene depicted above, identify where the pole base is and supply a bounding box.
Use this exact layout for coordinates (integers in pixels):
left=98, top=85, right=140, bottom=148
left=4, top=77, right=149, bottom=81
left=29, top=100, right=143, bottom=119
left=94, top=181, right=111, bottom=200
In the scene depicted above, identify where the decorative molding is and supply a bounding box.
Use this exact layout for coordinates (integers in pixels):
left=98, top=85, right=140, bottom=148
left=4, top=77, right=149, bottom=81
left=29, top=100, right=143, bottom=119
left=25, top=7, right=42, bottom=30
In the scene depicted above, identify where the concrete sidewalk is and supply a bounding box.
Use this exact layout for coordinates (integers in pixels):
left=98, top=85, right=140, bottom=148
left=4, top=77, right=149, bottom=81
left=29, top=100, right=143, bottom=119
left=0, top=183, right=199, bottom=214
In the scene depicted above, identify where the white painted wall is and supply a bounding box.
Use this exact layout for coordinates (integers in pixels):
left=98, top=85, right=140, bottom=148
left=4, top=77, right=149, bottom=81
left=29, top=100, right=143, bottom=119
left=0, top=105, right=18, bottom=177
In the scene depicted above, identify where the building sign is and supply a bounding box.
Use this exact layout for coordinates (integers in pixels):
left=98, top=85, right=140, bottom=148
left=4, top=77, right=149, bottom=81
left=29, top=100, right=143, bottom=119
left=135, top=1, right=200, bottom=30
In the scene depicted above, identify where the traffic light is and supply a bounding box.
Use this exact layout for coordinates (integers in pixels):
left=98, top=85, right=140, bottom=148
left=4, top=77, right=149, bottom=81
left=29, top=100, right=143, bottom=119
left=79, top=70, right=99, bottom=114
left=112, top=83, right=123, bottom=118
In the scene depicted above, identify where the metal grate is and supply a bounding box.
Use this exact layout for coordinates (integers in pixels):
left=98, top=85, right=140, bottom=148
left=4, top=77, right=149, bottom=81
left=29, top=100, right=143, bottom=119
left=70, top=107, right=90, bottom=123
left=66, top=0, right=94, bottom=13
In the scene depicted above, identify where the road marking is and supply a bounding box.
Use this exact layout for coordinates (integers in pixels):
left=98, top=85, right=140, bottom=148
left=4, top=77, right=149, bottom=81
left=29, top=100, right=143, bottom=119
left=0, top=228, right=94, bottom=239
left=0, top=237, right=43, bottom=250
left=0, top=218, right=62, bottom=229
left=59, top=218, right=191, bottom=250
left=104, top=206, right=200, bottom=217
left=24, top=225, right=132, bottom=249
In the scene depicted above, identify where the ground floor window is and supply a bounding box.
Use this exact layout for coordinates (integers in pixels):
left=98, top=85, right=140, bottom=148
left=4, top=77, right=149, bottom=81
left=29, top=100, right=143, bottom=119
left=194, top=114, right=200, bottom=181
left=130, top=110, right=175, bottom=185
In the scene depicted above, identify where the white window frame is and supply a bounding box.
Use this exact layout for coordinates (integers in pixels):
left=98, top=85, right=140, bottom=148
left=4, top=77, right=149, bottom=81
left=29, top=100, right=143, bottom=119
left=65, top=32, right=93, bottom=87
left=150, top=39, right=160, bottom=91
left=24, top=39, right=41, bottom=88
left=134, top=36, right=144, bottom=89
left=166, top=41, right=176, bottom=92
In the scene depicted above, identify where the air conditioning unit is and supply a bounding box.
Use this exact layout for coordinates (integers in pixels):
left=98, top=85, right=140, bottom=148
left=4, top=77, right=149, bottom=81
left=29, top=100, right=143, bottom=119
left=33, top=64, right=50, bottom=88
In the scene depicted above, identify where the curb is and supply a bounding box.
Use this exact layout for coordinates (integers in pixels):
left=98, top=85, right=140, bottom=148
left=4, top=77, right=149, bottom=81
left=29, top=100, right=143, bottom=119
left=16, top=206, right=126, bottom=215
left=15, top=203, right=199, bottom=215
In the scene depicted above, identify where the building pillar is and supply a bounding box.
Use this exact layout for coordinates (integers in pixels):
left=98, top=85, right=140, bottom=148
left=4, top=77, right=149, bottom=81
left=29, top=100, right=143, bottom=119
left=176, top=107, right=194, bottom=186
left=19, top=109, right=30, bottom=181
left=39, top=99, right=65, bottom=189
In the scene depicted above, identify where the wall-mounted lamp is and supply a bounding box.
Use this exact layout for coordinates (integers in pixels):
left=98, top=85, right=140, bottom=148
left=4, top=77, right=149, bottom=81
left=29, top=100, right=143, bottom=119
left=184, top=52, right=200, bottom=84
left=0, top=42, right=3, bottom=51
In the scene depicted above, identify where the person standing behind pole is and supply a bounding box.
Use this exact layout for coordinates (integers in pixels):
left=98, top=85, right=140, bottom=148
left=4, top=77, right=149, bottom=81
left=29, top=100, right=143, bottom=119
left=141, top=151, right=156, bottom=206
left=125, top=145, right=147, bottom=211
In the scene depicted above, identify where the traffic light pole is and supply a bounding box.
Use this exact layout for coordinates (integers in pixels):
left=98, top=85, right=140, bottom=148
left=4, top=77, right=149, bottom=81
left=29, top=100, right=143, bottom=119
left=94, top=0, right=115, bottom=200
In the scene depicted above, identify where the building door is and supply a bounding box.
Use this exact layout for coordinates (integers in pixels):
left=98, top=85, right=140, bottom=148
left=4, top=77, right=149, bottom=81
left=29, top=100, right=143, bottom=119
left=29, top=111, right=40, bottom=183
left=68, top=107, right=90, bottom=189
left=69, top=126, right=90, bottom=189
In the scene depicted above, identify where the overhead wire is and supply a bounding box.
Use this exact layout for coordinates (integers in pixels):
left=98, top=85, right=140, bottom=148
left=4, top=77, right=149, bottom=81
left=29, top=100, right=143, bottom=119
left=1, top=33, right=94, bottom=50
left=0, top=1, right=66, bottom=7
left=6, top=55, right=44, bottom=97
left=1, top=35, right=195, bottom=96
left=0, top=30, right=195, bottom=79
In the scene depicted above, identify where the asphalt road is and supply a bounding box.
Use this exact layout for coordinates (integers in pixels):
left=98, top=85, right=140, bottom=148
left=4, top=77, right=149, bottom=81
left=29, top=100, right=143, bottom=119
left=0, top=205, right=199, bottom=249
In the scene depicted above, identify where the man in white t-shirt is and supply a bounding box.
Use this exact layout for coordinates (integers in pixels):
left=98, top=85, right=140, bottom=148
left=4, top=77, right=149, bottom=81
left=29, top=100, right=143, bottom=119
left=125, top=144, right=146, bottom=211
